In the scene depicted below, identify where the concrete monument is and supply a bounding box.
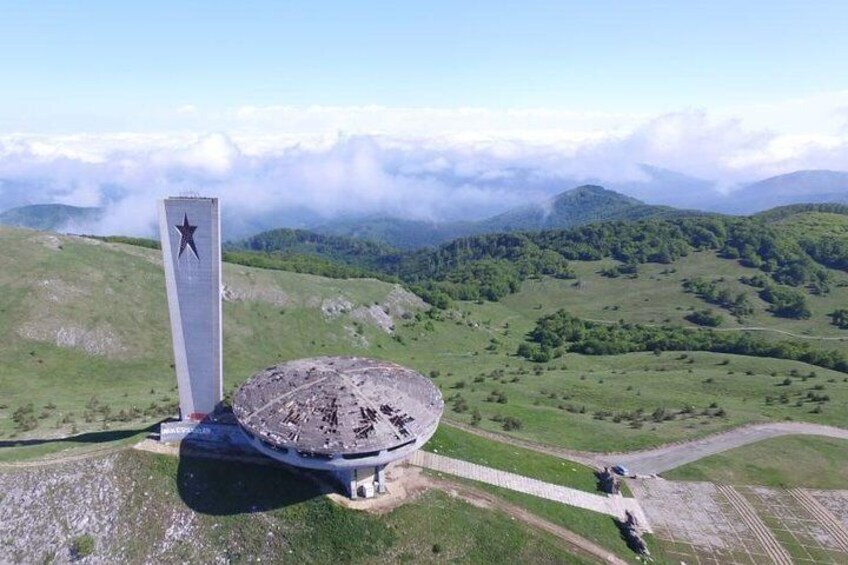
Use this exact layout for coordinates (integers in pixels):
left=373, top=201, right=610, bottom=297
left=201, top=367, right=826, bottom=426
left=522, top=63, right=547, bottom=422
left=158, top=197, right=223, bottom=420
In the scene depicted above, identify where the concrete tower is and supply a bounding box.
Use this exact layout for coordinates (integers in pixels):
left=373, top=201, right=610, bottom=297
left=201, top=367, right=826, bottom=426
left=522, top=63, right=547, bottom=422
left=159, top=197, right=223, bottom=421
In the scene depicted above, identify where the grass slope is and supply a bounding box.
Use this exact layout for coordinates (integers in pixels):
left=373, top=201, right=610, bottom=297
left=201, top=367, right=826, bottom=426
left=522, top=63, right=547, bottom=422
left=424, top=425, right=599, bottom=492
left=0, top=226, right=423, bottom=439
left=663, top=435, right=848, bottom=488
left=502, top=253, right=848, bottom=342
left=2, top=226, right=848, bottom=455
left=0, top=449, right=593, bottom=564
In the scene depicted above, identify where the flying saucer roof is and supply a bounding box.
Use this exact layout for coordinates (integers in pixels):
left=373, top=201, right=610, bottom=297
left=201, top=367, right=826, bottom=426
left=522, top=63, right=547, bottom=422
left=232, top=356, right=444, bottom=454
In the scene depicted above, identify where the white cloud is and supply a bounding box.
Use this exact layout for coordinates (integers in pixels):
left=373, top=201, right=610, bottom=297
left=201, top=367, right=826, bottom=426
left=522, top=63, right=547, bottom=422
left=1, top=92, right=848, bottom=236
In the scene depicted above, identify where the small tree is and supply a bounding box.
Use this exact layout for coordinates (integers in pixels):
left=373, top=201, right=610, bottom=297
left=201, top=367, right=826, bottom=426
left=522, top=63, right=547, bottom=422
left=501, top=416, right=523, bottom=431
left=70, top=535, right=95, bottom=560
left=470, top=409, right=482, bottom=426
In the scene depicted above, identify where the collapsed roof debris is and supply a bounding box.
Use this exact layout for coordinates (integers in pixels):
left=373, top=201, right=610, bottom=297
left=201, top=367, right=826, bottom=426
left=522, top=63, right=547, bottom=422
left=233, top=356, right=443, bottom=455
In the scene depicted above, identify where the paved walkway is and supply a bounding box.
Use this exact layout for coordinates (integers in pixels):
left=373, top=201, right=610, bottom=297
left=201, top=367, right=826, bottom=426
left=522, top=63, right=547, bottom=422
left=410, top=451, right=650, bottom=529
left=607, top=422, right=848, bottom=475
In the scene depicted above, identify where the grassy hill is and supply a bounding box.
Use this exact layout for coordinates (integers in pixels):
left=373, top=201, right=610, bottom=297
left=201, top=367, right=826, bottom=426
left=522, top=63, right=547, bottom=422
left=754, top=202, right=848, bottom=223
left=2, top=223, right=847, bottom=452
left=240, top=208, right=848, bottom=310
left=0, top=226, right=428, bottom=439
left=663, top=435, right=848, bottom=488
left=3, top=221, right=848, bottom=562
left=0, top=204, right=103, bottom=232
left=757, top=206, right=848, bottom=271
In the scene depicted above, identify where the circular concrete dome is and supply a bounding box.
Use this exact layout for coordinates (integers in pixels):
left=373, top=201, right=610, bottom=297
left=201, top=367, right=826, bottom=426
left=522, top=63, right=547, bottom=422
left=232, top=356, right=444, bottom=469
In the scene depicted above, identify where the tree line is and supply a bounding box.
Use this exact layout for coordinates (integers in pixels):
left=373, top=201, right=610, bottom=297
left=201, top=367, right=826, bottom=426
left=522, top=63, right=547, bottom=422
left=518, top=309, right=848, bottom=373
left=94, top=213, right=847, bottom=308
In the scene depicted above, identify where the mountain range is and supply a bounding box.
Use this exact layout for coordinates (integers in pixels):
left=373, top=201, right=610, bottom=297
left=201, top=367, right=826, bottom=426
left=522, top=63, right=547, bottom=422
left=315, top=185, right=704, bottom=248
left=0, top=203, right=103, bottom=232
left=1, top=169, right=847, bottom=248
left=715, top=170, right=848, bottom=213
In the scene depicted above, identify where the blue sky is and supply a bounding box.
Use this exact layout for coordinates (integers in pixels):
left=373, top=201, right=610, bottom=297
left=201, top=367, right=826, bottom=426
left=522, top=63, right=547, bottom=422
left=1, top=0, right=847, bottom=129
left=0, top=1, right=847, bottom=231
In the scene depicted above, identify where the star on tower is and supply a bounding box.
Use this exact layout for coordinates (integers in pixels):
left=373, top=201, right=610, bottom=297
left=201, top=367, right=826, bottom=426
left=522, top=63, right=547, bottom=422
left=175, top=213, right=199, bottom=259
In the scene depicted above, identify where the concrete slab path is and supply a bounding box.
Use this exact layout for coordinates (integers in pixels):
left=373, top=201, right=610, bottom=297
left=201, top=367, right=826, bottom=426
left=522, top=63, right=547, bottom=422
left=410, top=450, right=650, bottom=529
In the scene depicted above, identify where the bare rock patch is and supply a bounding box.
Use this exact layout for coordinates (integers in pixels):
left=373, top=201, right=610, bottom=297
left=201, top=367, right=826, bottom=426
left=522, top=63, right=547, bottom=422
left=222, top=283, right=288, bottom=307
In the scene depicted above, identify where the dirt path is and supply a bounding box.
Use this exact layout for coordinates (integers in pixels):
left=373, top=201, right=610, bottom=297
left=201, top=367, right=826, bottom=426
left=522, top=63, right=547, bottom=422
left=427, top=476, right=629, bottom=565
left=0, top=442, right=132, bottom=469
left=716, top=326, right=848, bottom=341
left=582, top=317, right=848, bottom=341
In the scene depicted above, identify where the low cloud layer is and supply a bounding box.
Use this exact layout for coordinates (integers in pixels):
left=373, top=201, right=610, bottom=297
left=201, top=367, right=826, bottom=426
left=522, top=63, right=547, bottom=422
left=2, top=92, right=848, bottom=237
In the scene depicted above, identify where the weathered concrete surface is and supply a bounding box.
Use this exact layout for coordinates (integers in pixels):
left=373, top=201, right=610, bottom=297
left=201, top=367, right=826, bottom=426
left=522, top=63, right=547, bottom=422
left=159, top=197, right=223, bottom=420
left=410, top=450, right=650, bottom=528
left=630, top=479, right=797, bottom=564
left=603, top=422, right=848, bottom=475
left=234, top=356, right=443, bottom=455
left=717, top=485, right=793, bottom=565
left=790, top=488, right=848, bottom=553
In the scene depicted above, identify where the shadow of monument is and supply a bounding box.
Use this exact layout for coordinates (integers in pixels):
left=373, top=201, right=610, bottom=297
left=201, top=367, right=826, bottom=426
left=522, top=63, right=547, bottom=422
left=0, top=424, right=157, bottom=449
left=175, top=415, right=334, bottom=516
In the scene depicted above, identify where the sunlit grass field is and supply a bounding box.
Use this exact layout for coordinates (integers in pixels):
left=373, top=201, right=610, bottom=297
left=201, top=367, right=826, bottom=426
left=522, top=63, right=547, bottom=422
left=2, top=226, right=847, bottom=454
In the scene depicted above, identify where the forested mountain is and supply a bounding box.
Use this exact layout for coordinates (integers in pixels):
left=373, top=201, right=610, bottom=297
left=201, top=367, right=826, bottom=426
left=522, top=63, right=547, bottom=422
left=315, top=185, right=707, bottom=249
left=313, top=216, right=475, bottom=249
left=755, top=205, right=848, bottom=272
left=0, top=204, right=103, bottom=232
left=225, top=228, right=404, bottom=280
left=230, top=228, right=400, bottom=267
left=754, top=202, right=848, bottom=222
left=395, top=215, right=836, bottom=305
left=232, top=209, right=847, bottom=309
left=475, top=184, right=699, bottom=232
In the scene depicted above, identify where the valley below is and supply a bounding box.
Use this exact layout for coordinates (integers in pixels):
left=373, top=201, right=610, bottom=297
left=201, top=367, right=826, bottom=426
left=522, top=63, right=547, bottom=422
left=2, top=201, right=848, bottom=563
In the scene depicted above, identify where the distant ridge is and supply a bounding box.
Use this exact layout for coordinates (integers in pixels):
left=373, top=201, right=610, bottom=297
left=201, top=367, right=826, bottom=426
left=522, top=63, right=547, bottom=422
left=723, top=170, right=848, bottom=213
left=316, top=185, right=706, bottom=249
left=476, top=184, right=698, bottom=232
left=755, top=202, right=848, bottom=223
left=0, top=204, right=103, bottom=232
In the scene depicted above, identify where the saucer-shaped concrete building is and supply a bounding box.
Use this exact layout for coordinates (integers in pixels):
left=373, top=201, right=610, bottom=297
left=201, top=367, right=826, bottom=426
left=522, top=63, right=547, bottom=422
left=233, top=356, right=444, bottom=497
